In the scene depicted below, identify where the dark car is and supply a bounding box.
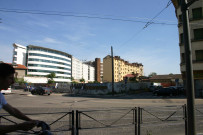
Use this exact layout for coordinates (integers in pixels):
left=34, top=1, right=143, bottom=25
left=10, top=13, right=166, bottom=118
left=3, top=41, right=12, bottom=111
left=149, top=85, right=163, bottom=92
left=169, top=86, right=185, bottom=95
left=153, top=88, right=174, bottom=96
left=31, top=87, right=52, bottom=95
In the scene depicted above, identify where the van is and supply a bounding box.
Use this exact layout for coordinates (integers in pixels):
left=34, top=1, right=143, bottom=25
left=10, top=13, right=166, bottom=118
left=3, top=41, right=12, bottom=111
left=1, top=86, right=12, bottom=94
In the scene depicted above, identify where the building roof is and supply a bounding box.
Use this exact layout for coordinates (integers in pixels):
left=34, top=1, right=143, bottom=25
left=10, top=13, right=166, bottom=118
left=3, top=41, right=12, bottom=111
left=124, top=74, right=137, bottom=78
left=172, top=0, right=194, bottom=9
left=7, top=63, right=28, bottom=70
left=150, top=74, right=182, bottom=80
left=103, top=55, right=143, bottom=67
left=28, top=45, right=72, bottom=58
left=13, top=43, right=26, bottom=49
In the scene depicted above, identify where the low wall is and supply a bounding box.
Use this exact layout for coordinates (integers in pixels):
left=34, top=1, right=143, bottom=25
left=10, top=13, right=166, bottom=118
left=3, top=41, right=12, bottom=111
left=72, top=82, right=151, bottom=95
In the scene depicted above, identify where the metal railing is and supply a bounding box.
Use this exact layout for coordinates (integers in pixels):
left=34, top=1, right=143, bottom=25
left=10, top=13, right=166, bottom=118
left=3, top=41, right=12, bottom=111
left=0, top=105, right=203, bottom=135
left=0, top=111, right=74, bottom=135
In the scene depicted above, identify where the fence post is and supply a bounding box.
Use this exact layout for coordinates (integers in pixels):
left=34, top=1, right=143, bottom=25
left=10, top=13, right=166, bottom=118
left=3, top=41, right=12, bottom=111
left=72, top=110, right=74, bottom=135
left=76, top=110, right=79, bottom=135
left=133, top=108, right=134, bottom=124
left=140, top=108, right=143, bottom=124
left=134, top=107, right=137, bottom=135
left=183, top=104, right=187, bottom=135
left=138, top=107, right=141, bottom=135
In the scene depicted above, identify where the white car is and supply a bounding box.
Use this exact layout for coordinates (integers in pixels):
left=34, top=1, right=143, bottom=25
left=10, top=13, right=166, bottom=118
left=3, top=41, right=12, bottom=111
left=1, top=86, right=12, bottom=94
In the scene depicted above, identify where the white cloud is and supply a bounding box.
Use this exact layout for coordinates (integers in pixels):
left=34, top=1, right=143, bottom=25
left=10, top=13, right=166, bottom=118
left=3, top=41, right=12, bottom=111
left=26, top=21, right=49, bottom=28
left=0, top=25, right=16, bottom=32
left=34, top=37, right=64, bottom=44
left=64, top=35, right=81, bottom=42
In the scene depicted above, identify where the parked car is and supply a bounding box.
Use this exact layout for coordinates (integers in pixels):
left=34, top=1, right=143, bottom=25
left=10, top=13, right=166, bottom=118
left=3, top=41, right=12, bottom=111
left=31, top=86, right=52, bottom=95
left=153, top=88, right=176, bottom=96
left=149, top=85, right=163, bottom=92
left=169, top=86, right=185, bottom=95
left=1, top=86, right=12, bottom=94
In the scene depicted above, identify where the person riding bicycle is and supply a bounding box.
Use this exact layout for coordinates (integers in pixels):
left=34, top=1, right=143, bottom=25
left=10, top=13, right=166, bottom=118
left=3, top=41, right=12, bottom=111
left=0, top=63, right=39, bottom=134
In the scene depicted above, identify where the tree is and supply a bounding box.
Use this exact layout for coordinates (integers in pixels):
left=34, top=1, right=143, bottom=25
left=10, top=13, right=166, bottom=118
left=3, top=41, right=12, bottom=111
left=15, top=78, right=28, bottom=85
left=47, top=72, right=56, bottom=84
left=148, top=72, right=157, bottom=78
left=80, top=78, right=85, bottom=83
left=129, top=77, right=137, bottom=82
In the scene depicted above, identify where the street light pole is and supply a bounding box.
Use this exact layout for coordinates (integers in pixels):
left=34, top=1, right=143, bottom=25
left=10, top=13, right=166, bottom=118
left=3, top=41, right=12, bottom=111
left=181, top=0, right=198, bottom=134
left=111, top=46, right=114, bottom=96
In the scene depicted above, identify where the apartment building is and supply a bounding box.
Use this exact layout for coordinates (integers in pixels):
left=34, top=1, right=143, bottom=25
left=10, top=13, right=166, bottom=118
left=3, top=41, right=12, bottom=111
left=72, top=58, right=95, bottom=83
left=94, top=58, right=104, bottom=83
left=172, top=0, right=203, bottom=97
left=103, top=55, right=143, bottom=82
left=72, top=57, right=83, bottom=80
left=13, top=43, right=27, bottom=66
left=100, top=62, right=103, bottom=82
left=12, top=43, right=72, bottom=83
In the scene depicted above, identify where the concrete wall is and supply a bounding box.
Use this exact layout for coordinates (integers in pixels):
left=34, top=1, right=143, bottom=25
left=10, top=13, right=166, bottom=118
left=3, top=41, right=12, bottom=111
left=73, top=82, right=151, bottom=95
left=16, top=69, right=26, bottom=79
left=24, top=76, right=48, bottom=83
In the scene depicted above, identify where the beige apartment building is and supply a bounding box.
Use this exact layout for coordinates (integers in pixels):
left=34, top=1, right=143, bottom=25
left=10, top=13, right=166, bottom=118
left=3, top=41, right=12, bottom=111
left=172, top=0, right=203, bottom=97
left=103, top=55, right=143, bottom=82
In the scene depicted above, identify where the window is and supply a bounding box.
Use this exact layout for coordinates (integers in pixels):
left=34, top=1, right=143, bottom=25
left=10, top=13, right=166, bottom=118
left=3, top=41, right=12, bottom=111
left=14, top=51, right=17, bottom=55
left=180, top=33, right=184, bottom=44
left=181, top=53, right=185, bottom=63
left=192, top=8, right=202, bottom=19
left=196, top=50, right=203, bottom=61
left=194, top=28, right=203, bottom=40
left=179, top=14, right=182, bottom=22
left=177, top=0, right=181, bottom=6
left=13, top=57, right=17, bottom=61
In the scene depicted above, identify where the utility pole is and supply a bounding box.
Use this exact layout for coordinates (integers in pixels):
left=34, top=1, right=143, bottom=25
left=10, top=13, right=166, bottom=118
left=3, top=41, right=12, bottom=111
left=181, top=0, right=198, bottom=134
left=111, top=46, right=114, bottom=96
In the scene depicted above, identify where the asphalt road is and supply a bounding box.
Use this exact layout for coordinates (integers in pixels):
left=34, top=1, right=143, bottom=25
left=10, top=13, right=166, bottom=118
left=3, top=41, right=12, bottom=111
left=4, top=89, right=203, bottom=109
left=1, top=89, right=203, bottom=135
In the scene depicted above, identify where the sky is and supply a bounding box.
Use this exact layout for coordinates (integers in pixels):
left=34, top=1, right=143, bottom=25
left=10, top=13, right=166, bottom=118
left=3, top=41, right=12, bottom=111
left=0, top=0, right=180, bottom=76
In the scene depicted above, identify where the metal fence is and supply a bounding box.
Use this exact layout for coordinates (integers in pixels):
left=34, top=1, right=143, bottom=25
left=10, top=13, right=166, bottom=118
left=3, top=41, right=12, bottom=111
left=0, top=108, right=74, bottom=135
left=195, top=104, right=203, bottom=135
left=75, top=108, right=136, bottom=135
left=139, top=106, right=185, bottom=135
left=0, top=105, right=203, bottom=135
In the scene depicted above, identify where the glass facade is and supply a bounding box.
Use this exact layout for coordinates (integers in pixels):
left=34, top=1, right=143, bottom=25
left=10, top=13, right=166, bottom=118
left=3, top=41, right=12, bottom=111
left=28, top=64, right=71, bottom=71
left=27, top=46, right=72, bottom=82
left=28, top=58, right=71, bottom=66
left=29, top=53, right=71, bottom=62
left=28, top=69, right=71, bottom=75
left=28, top=47, right=71, bottom=58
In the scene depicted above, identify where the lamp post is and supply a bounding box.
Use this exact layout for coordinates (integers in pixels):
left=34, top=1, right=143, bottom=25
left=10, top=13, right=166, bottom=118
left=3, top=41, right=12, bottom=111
left=180, top=0, right=199, bottom=134
left=111, top=46, right=114, bottom=95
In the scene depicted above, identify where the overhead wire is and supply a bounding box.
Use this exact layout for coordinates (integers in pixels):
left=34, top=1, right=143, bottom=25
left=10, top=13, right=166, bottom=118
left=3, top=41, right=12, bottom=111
left=115, top=0, right=174, bottom=53
left=0, top=7, right=178, bottom=24
left=143, top=0, right=172, bottom=29
left=0, top=8, right=177, bottom=25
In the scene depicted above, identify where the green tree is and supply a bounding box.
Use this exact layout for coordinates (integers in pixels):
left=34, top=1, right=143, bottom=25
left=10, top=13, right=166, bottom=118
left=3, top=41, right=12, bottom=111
left=80, top=78, right=85, bottom=83
left=47, top=72, right=56, bottom=84
left=129, top=77, right=137, bottom=82
left=15, top=78, right=28, bottom=85
left=148, top=72, right=157, bottom=78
